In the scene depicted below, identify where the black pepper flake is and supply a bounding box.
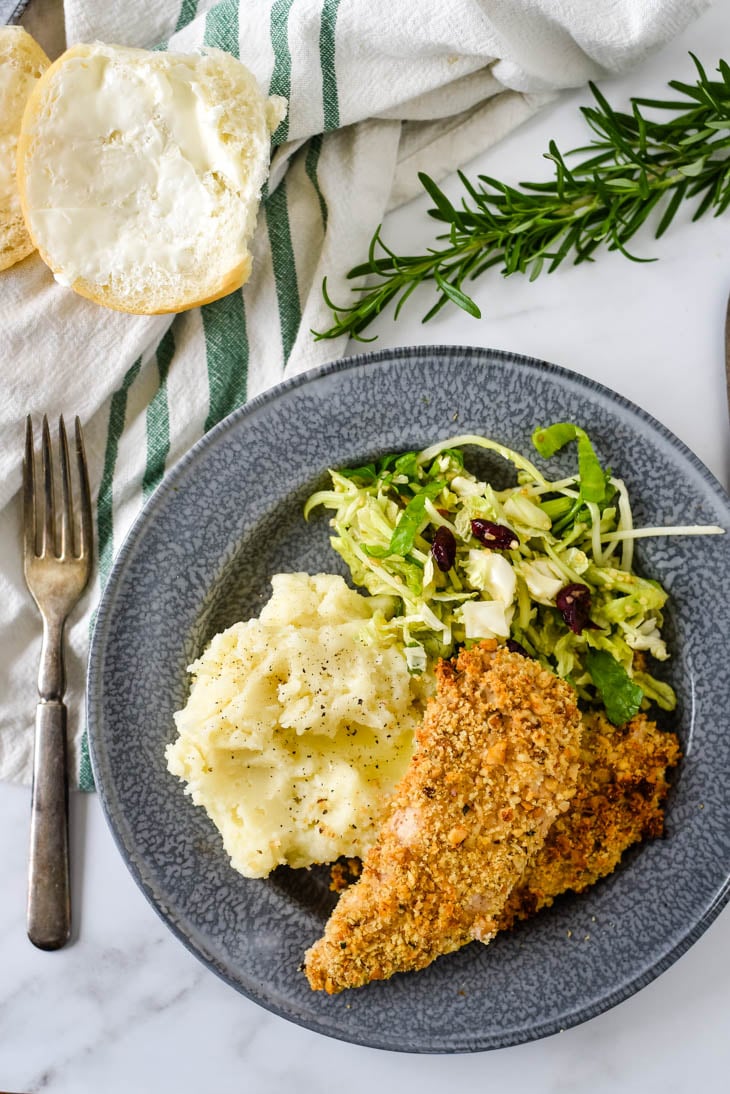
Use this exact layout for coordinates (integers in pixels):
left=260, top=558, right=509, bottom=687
left=423, top=786, right=436, bottom=799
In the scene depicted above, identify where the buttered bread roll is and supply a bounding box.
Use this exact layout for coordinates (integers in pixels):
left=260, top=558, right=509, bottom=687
left=17, top=42, right=286, bottom=313
left=0, top=27, right=49, bottom=271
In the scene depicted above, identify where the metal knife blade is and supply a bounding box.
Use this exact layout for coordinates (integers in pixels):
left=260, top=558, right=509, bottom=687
left=0, top=0, right=31, bottom=24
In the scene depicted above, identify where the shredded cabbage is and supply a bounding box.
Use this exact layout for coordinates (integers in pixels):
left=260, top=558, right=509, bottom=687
left=304, top=425, right=725, bottom=724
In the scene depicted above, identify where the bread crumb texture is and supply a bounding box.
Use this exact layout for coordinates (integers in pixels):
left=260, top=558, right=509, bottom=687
left=0, top=27, right=49, bottom=271
left=497, top=709, right=680, bottom=928
left=17, top=42, right=286, bottom=312
left=166, top=573, right=426, bottom=878
left=304, top=642, right=583, bottom=993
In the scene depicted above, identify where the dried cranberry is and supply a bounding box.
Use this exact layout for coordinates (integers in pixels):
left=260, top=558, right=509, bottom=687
left=506, top=639, right=529, bottom=657
left=431, top=526, right=456, bottom=571
left=470, top=519, right=519, bottom=551
left=556, top=583, right=594, bottom=634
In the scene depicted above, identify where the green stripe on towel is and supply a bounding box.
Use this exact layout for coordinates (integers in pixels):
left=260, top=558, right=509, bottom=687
left=202, top=292, right=249, bottom=431
left=97, top=358, right=143, bottom=587
left=266, top=177, right=301, bottom=363
left=267, top=1, right=301, bottom=362
left=269, top=0, right=296, bottom=144
left=175, top=0, right=200, bottom=33
left=78, top=712, right=95, bottom=791
left=200, top=8, right=248, bottom=430
left=305, top=133, right=328, bottom=229
left=320, top=0, right=341, bottom=130
left=142, top=324, right=175, bottom=500
left=204, top=0, right=239, bottom=56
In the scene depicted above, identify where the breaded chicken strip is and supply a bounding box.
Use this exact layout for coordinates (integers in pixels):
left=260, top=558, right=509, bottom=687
left=497, top=711, right=680, bottom=928
left=304, top=641, right=582, bottom=993
left=324, top=711, right=680, bottom=933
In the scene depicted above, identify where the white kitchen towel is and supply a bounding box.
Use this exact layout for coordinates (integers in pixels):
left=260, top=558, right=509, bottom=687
left=0, top=0, right=708, bottom=787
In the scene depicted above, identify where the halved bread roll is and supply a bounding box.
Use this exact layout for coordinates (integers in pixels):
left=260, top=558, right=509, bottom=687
left=17, top=42, right=286, bottom=313
left=0, top=26, right=50, bottom=271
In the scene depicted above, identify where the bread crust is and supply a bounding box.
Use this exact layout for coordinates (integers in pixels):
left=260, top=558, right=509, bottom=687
left=0, top=27, right=49, bottom=272
left=59, top=255, right=252, bottom=316
left=16, top=42, right=277, bottom=312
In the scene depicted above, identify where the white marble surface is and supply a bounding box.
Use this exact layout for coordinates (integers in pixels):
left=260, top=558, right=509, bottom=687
left=3, top=5, right=730, bottom=1092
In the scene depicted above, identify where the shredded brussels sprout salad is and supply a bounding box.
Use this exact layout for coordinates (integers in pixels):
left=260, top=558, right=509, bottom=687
left=304, top=423, right=724, bottom=726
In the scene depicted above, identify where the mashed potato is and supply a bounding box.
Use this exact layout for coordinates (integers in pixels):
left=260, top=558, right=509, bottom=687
left=166, top=573, right=426, bottom=878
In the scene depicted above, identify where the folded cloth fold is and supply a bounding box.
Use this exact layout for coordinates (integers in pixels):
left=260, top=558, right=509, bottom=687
left=0, top=0, right=707, bottom=787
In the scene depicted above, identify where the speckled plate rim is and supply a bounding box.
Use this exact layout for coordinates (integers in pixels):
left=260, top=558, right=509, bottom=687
left=87, top=344, right=730, bottom=1053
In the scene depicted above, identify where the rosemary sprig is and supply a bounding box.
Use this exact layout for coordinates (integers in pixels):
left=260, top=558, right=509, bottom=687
left=316, top=54, right=730, bottom=341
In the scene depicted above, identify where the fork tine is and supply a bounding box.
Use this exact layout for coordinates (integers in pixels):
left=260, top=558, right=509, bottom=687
left=23, top=416, right=36, bottom=558
left=41, top=415, right=56, bottom=557
left=58, top=416, right=74, bottom=559
left=75, top=417, right=92, bottom=561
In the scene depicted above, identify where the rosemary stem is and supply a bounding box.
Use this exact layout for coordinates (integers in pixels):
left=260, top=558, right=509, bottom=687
left=315, top=56, right=730, bottom=341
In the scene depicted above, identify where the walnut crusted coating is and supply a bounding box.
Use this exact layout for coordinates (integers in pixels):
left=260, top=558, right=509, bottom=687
left=497, top=711, right=681, bottom=928
left=304, top=641, right=582, bottom=993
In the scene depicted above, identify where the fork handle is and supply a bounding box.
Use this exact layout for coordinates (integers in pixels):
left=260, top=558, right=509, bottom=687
left=27, top=700, right=70, bottom=950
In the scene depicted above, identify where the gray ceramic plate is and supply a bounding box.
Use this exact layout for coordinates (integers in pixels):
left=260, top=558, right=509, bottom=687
left=87, top=345, right=730, bottom=1053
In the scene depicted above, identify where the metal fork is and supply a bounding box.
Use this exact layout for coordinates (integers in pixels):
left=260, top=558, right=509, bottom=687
left=23, top=416, right=93, bottom=950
